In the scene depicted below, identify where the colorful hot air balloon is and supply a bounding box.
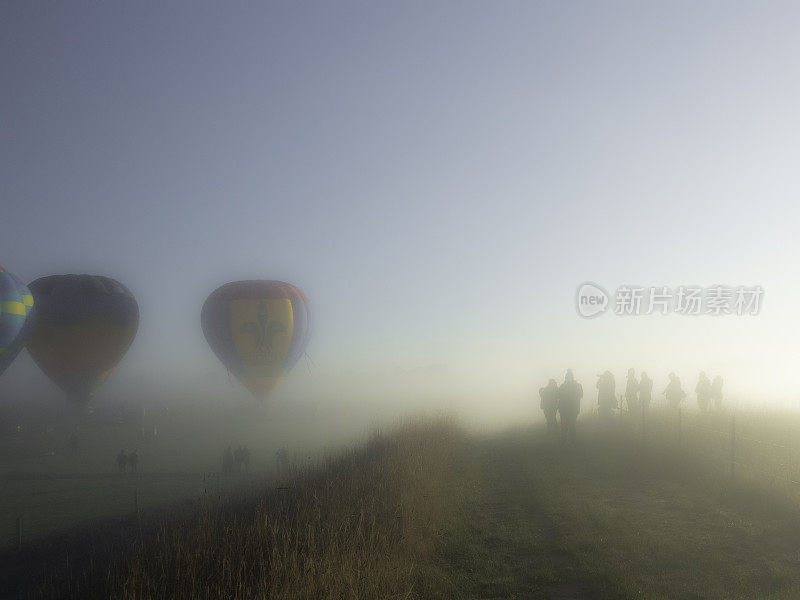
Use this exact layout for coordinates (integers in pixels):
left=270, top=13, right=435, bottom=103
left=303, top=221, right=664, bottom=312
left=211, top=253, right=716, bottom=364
left=201, top=281, right=310, bottom=401
left=0, top=266, right=34, bottom=376
left=26, top=275, right=139, bottom=401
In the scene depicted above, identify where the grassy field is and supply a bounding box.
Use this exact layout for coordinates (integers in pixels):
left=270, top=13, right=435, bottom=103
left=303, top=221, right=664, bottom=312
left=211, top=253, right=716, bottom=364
left=0, top=472, right=266, bottom=548
left=4, top=417, right=464, bottom=599
left=6, top=409, right=800, bottom=599
left=437, top=423, right=800, bottom=599
left=0, top=398, right=395, bottom=549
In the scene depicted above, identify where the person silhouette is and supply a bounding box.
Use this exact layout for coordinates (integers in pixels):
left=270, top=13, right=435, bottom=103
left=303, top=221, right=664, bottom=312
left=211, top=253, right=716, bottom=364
left=696, top=372, right=712, bottom=412
left=597, top=371, right=616, bottom=423
left=625, top=368, right=639, bottom=413
left=242, top=445, right=251, bottom=472
left=116, top=450, right=127, bottom=474
left=276, top=446, right=289, bottom=479
left=558, top=369, right=583, bottom=443
left=223, top=445, right=234, bottom=475
left=128, top=449, right=139, bottom=474
left=539, top=379, right=559, bottom=436
left=234, top=446, right=243, bottom=473
left=664, top=372, right=685, bottom=409
left=639, top=372, right=653, bottom=413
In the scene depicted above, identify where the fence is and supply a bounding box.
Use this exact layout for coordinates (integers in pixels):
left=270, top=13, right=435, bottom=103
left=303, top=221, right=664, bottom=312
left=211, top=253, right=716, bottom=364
left=613, top=394, right=800, bottom=495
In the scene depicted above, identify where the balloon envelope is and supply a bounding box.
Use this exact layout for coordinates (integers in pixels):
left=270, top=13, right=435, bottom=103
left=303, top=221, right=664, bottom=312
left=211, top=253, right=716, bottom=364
left=0, top=266, right=35, bottom=376
left=26, top=275, right=139, bottom=401
left=202, top=280, right=310, bottom=401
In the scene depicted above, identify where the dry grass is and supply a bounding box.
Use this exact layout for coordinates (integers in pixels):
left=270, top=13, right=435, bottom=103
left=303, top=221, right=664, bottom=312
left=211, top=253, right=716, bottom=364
left=53, top=416, right=464, bottom=600
left=19, top=409, right=800, bottom=599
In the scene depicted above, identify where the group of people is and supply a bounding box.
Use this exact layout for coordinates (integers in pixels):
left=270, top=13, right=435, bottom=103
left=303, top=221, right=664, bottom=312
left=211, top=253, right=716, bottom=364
left=693, top=372, right=724, bottom=412
left=222, top=444, right=251, bottom=475
left=538, top=369, right=583, bottom=442
left=539, top=369, right=725, bottom=440
left=660, top=371, right=724, bottom=411
left=116, top=449, right=139, bottom=474
left=597, top=369, right=654, bottom=421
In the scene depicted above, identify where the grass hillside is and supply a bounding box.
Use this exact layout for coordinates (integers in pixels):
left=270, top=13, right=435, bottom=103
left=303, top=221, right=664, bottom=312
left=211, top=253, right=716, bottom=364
left=13, top=417, right=464, bottom=600
left=8, top=409, right=800, bottom=599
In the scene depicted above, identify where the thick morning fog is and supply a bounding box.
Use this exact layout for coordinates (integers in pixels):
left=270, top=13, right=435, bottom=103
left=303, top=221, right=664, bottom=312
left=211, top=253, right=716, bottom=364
left=2, top=3, right=800, bottom=599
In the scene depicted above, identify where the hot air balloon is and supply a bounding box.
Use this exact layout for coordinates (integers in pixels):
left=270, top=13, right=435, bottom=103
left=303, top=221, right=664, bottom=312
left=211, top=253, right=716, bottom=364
left=0, top=266, right=34, bottom=376
left=26, top=275, right=139, bottom=401
left=201, top=281, right=310, bottom=401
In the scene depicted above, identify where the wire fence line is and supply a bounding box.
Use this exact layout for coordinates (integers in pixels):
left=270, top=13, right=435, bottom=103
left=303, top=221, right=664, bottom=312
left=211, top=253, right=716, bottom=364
left=617, top=398, right=800, bottom=490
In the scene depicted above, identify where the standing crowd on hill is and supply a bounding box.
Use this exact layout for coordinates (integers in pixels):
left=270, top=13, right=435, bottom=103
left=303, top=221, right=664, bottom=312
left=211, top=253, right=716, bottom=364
left=115, top=449, right=140, bottom=474
left=222, top=444, right=252, bottom=475
left=539, top=369, right=724, bottom=442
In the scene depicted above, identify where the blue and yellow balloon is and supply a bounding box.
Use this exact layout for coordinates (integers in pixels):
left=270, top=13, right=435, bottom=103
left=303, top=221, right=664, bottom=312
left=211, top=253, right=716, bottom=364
left=25, top=275, right=139, bottom=401
left=202, top=281, right=311, bottom=401
left=0, top=265, right=35, bottom=376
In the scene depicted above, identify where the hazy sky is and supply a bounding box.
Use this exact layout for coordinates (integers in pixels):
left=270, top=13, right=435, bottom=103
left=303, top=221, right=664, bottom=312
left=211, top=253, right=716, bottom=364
left=3, top=3, right=800, bottom=406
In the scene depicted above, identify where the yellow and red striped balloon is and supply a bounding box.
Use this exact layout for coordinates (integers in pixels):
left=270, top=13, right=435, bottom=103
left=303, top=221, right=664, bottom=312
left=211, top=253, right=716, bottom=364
left=202, top=281, right=310, bottom=401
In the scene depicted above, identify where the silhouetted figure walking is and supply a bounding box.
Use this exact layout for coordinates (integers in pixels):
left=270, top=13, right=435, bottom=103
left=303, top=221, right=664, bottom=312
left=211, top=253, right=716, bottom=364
left=597, top=370, right=616, bottom=423
left=639, top=372, right=653, bottom=413
left=128, top=449, right=139, bottom=474
left=242, top=445, right=251, bottom=472
left=234, top=446, right=244, bottom=472
left=276, top=446, right=289, bottom=479
left=223, top=445, right=234, bottom=476
left=711, top=376, right=724, bottom=411
left=558, top=369, right=583, bottom=443
left=664, top=372, right=685, bottom=409
left=116, top=450, right=127, bottom=474
left=696, top=372, right=712, bottom=412
left=539, top=379, right=559, bottom=436
left=625, top=368, right=639, bottom=413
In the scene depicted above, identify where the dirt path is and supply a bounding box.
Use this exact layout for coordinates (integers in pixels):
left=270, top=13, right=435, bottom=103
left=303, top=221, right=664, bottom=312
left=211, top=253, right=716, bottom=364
left=446, top=434, right=604, bottom=599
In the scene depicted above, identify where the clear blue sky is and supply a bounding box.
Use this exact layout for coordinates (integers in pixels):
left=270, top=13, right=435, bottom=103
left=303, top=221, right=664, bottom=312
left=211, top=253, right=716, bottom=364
left=3, top=3, right=799, bottom=404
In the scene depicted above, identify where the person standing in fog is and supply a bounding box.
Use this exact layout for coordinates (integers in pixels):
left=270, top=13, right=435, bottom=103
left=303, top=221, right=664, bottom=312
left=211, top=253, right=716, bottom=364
left=234, top=446, right=243, bottom=472
left=242, top=445, right=251, bottom=472
left=597, top=371, right=616, bottom=423
left=664, top=373, right=686, bottom=409
left=223, top=445, right=234, bottom=475
left=116, top=450, right=127, bottom=474
left=276, top=446, right=289, bottom=479
left=558, top=369, right=583, bottom=444
left=696, top=372, right=712, bottom=412
left=625, top=368, right=639, bottom=413
left=539, top=379, right=560, bottom=436
left=639, top=372, right=653, bottom=413
left=128, top=449, right=139, bottom=474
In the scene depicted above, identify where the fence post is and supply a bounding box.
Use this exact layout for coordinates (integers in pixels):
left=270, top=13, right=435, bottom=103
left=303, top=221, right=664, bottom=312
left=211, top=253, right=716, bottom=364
left=730, top=414, right=736, bottom=479
left=16, top=516, right=22, bottom=551
left=678, top=408, right=682, bottom=447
